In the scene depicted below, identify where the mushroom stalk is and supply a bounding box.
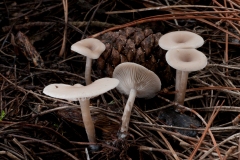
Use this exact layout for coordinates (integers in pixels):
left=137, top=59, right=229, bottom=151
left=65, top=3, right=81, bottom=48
left=85, top=57, right=92, bottom=85
left=79, top=99, right=96, bottom=146
left=120, top=89, right=137, bottom=134
left=175, top=71, right=189, bottom=105
left=175, top=70, right=182, bottom=95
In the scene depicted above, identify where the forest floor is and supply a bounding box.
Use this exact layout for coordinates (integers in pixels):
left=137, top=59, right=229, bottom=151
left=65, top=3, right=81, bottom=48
left=1, top=0, right=240, bottom=159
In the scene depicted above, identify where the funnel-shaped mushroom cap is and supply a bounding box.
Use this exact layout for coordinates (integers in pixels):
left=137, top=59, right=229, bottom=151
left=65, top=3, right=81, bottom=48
left=159, top=31, right=204, bottom=50
left=113, top=62, right=161, bottom=99
left=43, top=78, right=119, bottom=101
left=166, top=49, right=207, bottom=72
left=71, top=38, right=106, bottom=59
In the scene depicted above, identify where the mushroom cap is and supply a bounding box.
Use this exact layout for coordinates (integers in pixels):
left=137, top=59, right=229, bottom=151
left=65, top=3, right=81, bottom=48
left=71, top=38, right=106, bottom=59
left=43, top=78, right=119, bottom=101
left=166, top=48, right=207, bottom=72
left=113, top=62, right=161, bottom=99
left=159, top=31, right=204, bottom=50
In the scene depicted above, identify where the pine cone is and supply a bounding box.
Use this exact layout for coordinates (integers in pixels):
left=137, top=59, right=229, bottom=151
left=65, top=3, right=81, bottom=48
left=95, top=27, right=173, bottom=86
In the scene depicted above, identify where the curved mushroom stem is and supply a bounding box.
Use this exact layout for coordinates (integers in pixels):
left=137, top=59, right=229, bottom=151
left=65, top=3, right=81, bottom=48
left=119, top=89, right=137, bottom=138
left=85, top=57, right=92, bottom=85
left=79, top=99, right=97, bottom=150
left=175, top=70, right=189, bottom=105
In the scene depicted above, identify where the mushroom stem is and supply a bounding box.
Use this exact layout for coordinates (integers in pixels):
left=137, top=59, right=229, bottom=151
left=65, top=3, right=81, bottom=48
left=120, top=89, right=137, bottom=135
left=175, top=71, right=189, bottom=105
left=85, top=57, right=92, bottom=85
left=79, top=99, right=96, bottom=147
left=175, top=70, right=182, bottom=95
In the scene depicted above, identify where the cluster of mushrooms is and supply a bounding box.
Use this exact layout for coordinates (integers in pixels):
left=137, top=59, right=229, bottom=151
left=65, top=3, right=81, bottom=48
left=159, top=31, right=207, bottom=105
left=43, top=31, right=207, bottom=150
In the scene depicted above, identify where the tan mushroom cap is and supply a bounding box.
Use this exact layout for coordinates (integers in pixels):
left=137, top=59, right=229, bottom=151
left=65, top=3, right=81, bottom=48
left=166, top=48, right=207, bottom=72
left=159, top=31, right=204, bottom=50
left=43, top=78, right=119, bottom=101
left=113, top=62, right=161, bottom=99
left=71, top=38, right=106, bottom=59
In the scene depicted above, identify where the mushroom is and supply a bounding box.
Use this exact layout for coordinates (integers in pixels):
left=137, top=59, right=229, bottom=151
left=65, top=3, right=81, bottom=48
left=71, top=38, right=106, bottom=85
left=165, top=49, right=207, bottom=105
left=43, top=78, right=119, bottom=149
left=158, top=31, right=205, bottom=103
left=158, top=31, right=204, bottom=50
left=113, top=62, right=161, bottom=138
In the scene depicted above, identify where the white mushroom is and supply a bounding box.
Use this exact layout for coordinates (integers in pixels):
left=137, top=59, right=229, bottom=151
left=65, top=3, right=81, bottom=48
left=158, top=31, right=204, bottom=50
left=159, top=31, right=205, bottom=104
left=165, top=49, right=207, bottom=105
left=71, top=38, right=106, bottom=85
left=113, top=62, right=161, bottom=138
left=43, top=78, right=119, bottom=149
